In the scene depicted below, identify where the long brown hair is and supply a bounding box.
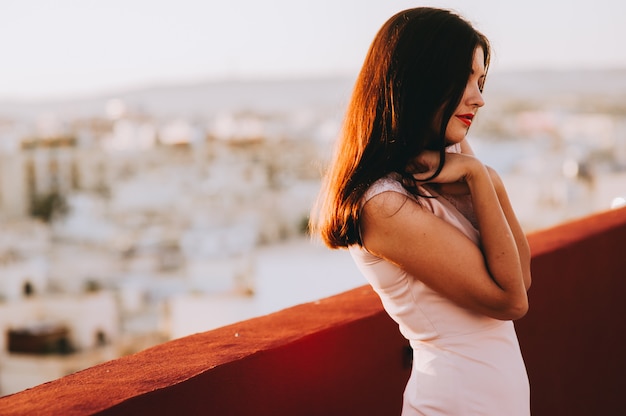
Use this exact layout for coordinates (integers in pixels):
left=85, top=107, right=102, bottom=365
left=311, top=7, right=490, bottom=249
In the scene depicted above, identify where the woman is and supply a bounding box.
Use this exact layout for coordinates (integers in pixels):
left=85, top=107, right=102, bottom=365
left=310, top=7, right=531, bottom=415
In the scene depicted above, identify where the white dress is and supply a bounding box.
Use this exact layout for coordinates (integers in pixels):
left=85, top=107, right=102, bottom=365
left=349, top=168, right=530, bottom=415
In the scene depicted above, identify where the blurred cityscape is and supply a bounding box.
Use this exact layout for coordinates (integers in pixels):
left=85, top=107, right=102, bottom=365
left=1, top=70, right=625, bottom=396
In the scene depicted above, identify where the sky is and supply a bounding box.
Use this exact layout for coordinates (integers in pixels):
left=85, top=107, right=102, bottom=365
left=1, top=0, right=625, bottom=101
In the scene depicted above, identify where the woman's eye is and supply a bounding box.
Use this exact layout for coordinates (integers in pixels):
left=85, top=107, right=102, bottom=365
left=478, top=79, right=485, bottom=93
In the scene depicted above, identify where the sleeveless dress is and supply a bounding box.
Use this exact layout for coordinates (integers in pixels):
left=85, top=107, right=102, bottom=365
left=348, top=154, right=530, bottom=415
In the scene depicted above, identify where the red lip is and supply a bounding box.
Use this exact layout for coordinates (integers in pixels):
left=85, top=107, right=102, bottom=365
left=455, top=113, right=474, bottom=127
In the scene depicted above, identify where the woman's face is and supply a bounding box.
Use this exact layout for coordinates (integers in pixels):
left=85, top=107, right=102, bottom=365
left=443, top=46, right=486, bottom=145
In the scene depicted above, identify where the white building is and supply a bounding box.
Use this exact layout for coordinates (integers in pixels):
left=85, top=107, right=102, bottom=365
left=0, top=291, right=119, bottom=396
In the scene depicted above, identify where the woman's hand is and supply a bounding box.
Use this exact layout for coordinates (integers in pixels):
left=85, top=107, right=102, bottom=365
left=407, top=150, right=480, bottom=195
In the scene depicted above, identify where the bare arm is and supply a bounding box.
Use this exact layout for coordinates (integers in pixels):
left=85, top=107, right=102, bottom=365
left=361, top=153, right=528, bottom=320
left=487, top=167, right=531, bottom=290
left=461, top=139, right=531, bottom=289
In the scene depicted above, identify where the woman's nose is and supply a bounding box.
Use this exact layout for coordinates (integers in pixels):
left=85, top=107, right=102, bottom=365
left=470, top=86, right=485, bottom=108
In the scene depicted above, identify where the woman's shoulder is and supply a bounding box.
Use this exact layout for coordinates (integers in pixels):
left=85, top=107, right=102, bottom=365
left=363, top=173, right=415, bottom=204
left=363, top=173, right=402, bottom=198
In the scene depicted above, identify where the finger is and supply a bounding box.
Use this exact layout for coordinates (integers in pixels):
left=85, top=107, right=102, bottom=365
left=407, top=163, right=430, bottom=175
left=412, top=170, right=436, bottom=182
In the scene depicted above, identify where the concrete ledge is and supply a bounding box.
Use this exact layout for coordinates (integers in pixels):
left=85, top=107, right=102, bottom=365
left=518, top=206, right=626, bottom=415
left=0, top=285, right=410, bottom=416
left=527, top=206, right=626, bottom=258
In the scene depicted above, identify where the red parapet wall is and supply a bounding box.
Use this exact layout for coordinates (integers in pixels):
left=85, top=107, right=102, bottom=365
left=0, top=286, right=410, bottom=416
left=517, top=206, right=626, bottom=416
left=1, top=206, right=625, bottom=416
